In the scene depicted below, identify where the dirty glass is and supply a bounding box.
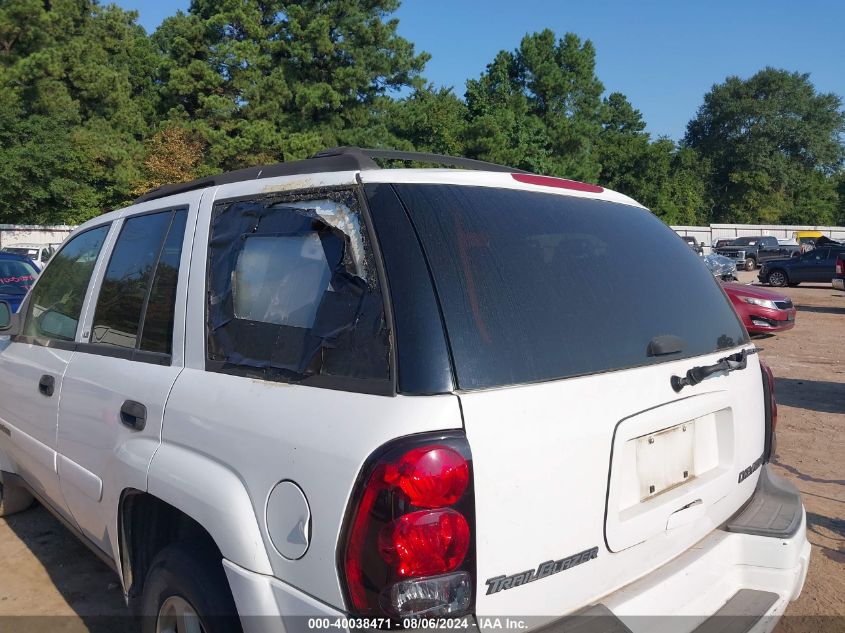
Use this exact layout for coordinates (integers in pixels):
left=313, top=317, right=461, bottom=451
left=395, top=184, right=749, bottom=390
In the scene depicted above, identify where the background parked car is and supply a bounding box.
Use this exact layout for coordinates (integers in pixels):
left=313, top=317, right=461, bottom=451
left=680, top=235, right=704, bottom=255
left=722, top=282, right=796, bottom=335
left=715, top=236, right=800, bottom=271
left=834, top=253, right=844, bottom=291
left=1, top=243, right=56, bottom=270
left=793, top=230, right=823, bottom=252
left=0, top=252, right=38, bottom=312
left=759, top=241, right=845, bottom=286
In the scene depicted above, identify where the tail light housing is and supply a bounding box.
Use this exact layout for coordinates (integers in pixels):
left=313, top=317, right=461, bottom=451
left=760, top=361, right=778, bottom=461
left=339, top=433, right=475, bottom=619
left=836, top=257, right=844, bottom=275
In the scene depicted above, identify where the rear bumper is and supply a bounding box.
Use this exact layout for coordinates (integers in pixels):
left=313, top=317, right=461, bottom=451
left=223, top=467, right=810, bottom=633
left=599, top=465, right=810, bottom=633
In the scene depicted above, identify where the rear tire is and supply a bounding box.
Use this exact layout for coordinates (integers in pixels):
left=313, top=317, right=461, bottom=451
left=767, top=270, right=788, bottom=287
left=744, top=257, right=757, bottom=271
left=0, top=473, right=34, bottom=517
left=140, top=543, right=242, bottom=633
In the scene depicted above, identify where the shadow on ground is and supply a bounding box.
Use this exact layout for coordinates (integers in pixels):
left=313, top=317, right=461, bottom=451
left=794, top=304, right=845, bottom=315
left=774, top=377, right=845, bottom=415
left=1, top=503, right=137, bottom=633
left=773, top=460, right=845, bottom=487
left=806, top=512, right=845, bottom=565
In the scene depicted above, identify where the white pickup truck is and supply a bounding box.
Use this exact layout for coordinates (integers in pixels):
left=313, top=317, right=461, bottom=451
left=0, top=148, right=809, bottom=633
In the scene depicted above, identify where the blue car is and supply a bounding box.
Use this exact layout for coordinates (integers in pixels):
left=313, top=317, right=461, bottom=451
left=0, top=252, right=39, bottom=312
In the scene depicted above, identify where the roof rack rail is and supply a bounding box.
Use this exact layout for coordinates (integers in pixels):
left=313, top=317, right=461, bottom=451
left=134, top=146, right=526, bottom=204
left=312, top=146, right=529, bottom=174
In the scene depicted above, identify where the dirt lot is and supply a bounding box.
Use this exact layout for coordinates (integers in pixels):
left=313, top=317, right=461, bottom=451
left=0, top=272, right=842, bottom=632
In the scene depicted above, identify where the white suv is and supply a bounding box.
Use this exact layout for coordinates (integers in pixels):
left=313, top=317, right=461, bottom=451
left=0, top=148, right=810, bottom=633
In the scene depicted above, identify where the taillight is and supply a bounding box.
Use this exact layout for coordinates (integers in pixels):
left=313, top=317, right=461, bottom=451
left=511, top=173, right=604, bottom=193
left=836, top=257, right=844, bottom=275
left=340, top=433, right=475, bottom=618
left=760, top=361, right=778, bottom=460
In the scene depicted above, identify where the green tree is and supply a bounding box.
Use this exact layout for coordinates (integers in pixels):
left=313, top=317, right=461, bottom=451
left=0, top=0, right=160, bottom=223
left=596, top=92, right=650, bottom=193
left=684, top=68, right=845, bottom=224
left=518, top=31, right=604, bottom=181
left=464, top=50, right=552, bottom=172
left=463, top=31, right=605, bottom=179
left=388, top=86, right=467, bottom=156
left=153, top=0, right=428, bottom=170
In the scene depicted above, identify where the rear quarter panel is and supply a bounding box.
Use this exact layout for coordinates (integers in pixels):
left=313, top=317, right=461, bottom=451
left=153, top=173, right=465, bottom=610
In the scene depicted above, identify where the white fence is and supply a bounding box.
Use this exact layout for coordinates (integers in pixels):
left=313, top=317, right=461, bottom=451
left=0, top=224, right=74, bottom=248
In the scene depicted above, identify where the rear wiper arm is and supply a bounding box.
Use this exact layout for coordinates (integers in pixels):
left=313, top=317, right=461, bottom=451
left=671, top=348, right=758, bottom=392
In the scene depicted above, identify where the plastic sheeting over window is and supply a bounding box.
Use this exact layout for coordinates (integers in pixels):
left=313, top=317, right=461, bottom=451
left=206, top=190, right=390, bottom=389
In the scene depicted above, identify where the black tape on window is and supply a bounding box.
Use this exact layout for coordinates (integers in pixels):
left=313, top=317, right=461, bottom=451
left=207, top=195, right=389, bottom=384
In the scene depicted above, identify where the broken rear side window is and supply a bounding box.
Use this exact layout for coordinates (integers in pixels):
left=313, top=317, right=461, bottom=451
left=206, top=190, right=391, bottom=390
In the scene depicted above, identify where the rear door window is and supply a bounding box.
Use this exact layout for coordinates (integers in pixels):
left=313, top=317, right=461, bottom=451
left=394, top=184, right=748, bottom=390
left=90, top=210, right=187, bottom=355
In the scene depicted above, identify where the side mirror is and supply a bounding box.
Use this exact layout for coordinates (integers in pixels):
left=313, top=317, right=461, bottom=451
left=0, top=301, right=11, bottom=331
left=0, top=300, right=22, bottom=336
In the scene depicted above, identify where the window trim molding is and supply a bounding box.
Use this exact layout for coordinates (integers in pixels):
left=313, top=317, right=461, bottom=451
left=11, top=335, right=171, bottom=365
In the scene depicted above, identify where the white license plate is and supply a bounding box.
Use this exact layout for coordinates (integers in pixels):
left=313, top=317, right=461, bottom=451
left=635, top=421, right=695, bottom=501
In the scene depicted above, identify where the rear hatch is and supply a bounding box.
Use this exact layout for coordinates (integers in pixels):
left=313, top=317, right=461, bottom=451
left=392, top=181, right=765, bottom=617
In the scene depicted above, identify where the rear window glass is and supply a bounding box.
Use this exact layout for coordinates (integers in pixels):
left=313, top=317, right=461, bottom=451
left=394, top=184, right=748, bottom=390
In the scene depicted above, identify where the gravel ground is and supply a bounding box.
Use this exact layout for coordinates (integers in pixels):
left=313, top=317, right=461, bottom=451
left=0, top=270, right=842, bottom=632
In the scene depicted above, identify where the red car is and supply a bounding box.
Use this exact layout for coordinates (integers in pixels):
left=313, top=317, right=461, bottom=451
left=722, top=282, right=796, bottom=334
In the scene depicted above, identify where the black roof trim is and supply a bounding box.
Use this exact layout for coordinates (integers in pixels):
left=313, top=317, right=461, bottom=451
left=133, top=147, right=527, bottom=204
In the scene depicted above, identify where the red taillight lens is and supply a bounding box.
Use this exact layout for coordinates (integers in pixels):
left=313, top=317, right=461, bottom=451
left=836, top=258, right=844, bottom=275
left=385, top=446, right=469, bottom=507
left=340, top=433, right=475, bottom=618
left=379, top=509, right=470, bottom=577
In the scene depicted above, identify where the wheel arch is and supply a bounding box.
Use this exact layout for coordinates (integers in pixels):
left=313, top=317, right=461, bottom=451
left=119, top=443, right=273, bottom=609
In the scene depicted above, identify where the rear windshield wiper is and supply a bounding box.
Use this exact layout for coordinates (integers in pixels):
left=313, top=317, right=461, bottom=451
left=671, top=348, right=758, bottom=392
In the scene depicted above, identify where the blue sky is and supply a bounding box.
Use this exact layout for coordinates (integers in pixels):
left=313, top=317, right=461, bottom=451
left=115, top=0, right=845, bottom=141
